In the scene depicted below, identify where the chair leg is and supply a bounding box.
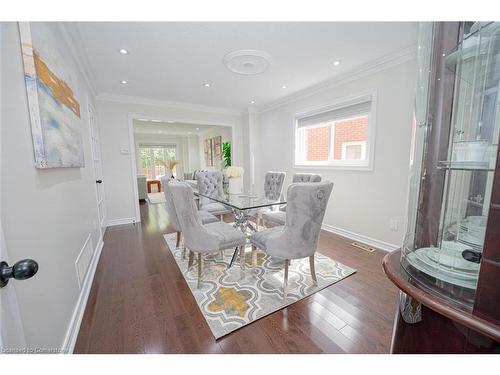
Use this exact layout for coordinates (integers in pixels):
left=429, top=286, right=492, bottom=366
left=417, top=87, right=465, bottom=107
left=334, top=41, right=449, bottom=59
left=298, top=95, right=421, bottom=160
left=187, top=250, right=194, bottom=271
left=219, top=249, right=224, bottom=260
left=251, top=244, right=257, bottom=267
left=176, top=231, right=181, bottom=248
left=197, top=253, right=203, bottom=289
left=309, top=255, right=318, bottom=286
left=239, top=245, right=245, bottom=270
left=181, top=234, right=187, bottom=259
left=284, top=259, right=289, bottom=299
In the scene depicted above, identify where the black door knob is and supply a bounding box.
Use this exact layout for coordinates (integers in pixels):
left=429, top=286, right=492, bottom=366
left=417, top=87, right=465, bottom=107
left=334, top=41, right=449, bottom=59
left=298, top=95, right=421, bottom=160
left=0, top=259, right=39, bottom=288
left=96, top=180, right=103, bottom=184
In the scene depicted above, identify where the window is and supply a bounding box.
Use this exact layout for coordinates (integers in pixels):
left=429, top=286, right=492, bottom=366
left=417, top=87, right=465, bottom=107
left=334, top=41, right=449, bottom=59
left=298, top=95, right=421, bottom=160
left=139, top=144, right=177, bottom=179
left=294, top=94, right=375, bottom=169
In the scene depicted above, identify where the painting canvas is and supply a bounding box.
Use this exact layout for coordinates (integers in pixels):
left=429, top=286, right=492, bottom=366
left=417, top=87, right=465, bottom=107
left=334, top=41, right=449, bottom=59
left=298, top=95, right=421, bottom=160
left=19, top=22, right=84, bottom=168
left=204, top=138, right=213, bottom=166
left=212, top=136, right=222, bottom=162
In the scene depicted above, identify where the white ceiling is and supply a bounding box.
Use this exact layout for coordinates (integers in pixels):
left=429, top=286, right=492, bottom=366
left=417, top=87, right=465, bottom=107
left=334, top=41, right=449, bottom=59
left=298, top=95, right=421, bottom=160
left=133, top=119, right=221, bottom=136
left=68, top=22, right=418, bottom=110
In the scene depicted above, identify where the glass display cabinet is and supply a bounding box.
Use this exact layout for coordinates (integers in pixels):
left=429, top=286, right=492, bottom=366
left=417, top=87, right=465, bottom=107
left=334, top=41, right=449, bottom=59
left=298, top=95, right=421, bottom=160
left=383, top=22, right=500, bottom=353
left=402, top=21, right=500, bottom=309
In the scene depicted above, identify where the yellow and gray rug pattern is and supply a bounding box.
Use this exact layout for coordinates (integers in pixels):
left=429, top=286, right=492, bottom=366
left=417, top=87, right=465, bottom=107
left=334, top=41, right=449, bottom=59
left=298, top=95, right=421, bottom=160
left=164, top=233, right=356, bottom=339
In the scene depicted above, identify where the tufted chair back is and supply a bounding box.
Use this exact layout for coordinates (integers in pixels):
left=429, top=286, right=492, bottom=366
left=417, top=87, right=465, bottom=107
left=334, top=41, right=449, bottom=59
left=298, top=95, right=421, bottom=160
left=170, top=181, right=220, bottom=253
left=267, top=181, right=333, bottom=259
left=196, top=170, right=225, bottom=207
left=264, top=172, right=286, bottom=200
left=292, top=173, right=322, bottom=183
left=162, top=176, right=181, bottom=232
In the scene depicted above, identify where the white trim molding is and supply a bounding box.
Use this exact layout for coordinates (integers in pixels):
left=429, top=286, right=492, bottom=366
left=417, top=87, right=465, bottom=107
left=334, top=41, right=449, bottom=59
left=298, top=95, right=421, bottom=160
left=61, top=237, right=104, bottom=354
left=107, top=217, right=136, bottom=227
left=322, top=223, right=400, bottom=252
left=258, top=45, right=416, bottom=113
left=96, top=93, right=241, bottom=117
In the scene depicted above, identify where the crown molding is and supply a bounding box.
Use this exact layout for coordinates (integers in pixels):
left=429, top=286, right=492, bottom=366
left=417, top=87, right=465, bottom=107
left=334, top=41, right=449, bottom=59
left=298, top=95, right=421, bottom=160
left=134, top=130, right=206, bottom=138
left=96, top=92, right=242, bottom=117
left=56, top=22, right=99, bottom=97
left=257, top=45, right=417, bottom=114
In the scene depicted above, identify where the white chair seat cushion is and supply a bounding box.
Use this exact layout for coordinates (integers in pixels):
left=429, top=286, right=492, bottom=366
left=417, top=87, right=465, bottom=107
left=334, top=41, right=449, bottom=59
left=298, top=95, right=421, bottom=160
left=198, top=210, right=219, bottom=224
left=202, top=202, right=232, bottom=215
left=262, top=211, right=286, bottom=226
left=250, top=226, right=284, bottom=250
left=204, top=222, right=247, bottom=250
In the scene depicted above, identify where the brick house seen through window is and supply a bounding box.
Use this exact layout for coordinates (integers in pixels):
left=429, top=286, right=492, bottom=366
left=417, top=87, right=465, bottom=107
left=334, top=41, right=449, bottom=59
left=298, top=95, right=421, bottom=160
left=304, top=116, right=368, bottom=162
left=295, top=95, right=374, bottom=169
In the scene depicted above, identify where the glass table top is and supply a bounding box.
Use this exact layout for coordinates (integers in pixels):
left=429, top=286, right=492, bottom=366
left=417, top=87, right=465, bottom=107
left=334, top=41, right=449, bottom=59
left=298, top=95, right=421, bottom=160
left=194, top=190, right=286, bottom=211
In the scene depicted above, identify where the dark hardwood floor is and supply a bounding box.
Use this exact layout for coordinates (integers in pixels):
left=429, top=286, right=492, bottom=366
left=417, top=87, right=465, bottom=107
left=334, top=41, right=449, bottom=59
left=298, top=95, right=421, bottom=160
left=74, top=201, right=398, bottom=353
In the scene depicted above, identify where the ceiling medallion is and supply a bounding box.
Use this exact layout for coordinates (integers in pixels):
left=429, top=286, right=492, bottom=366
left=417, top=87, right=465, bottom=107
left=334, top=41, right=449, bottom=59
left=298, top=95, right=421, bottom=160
left=223, top=50, right=273, bottom=75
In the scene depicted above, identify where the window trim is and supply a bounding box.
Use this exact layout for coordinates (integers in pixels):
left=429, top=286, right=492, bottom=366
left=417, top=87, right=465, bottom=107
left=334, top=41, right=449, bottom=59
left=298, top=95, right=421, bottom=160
left=293, top=90, right=377, bottom=171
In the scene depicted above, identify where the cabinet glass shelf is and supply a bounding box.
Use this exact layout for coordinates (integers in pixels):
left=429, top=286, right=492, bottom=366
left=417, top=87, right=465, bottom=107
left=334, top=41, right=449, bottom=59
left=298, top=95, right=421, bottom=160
left=437, top=160, right=494, bottom=171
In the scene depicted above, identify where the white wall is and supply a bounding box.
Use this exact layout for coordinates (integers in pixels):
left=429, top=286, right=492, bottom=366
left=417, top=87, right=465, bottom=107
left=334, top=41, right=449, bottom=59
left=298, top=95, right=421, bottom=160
left=1, top=22, right=101, bottom=351
left=187, top=134, right=200, bottom=172
left=254, top=60, right=416, bottom=248
left=97, top=98, right=245, bottom=224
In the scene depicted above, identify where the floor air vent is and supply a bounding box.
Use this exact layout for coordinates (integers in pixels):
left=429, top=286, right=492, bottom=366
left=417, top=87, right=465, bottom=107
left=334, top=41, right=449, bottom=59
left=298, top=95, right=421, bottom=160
left=351, top=242, right=376, bottom=253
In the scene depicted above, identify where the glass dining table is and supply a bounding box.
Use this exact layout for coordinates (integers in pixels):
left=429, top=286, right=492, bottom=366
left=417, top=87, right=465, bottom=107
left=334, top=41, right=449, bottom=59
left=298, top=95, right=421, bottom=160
left=193, top=188, right=286, bottom=267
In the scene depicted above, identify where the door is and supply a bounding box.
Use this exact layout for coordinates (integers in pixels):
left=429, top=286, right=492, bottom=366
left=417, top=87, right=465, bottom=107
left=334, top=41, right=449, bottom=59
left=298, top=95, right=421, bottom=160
left=0, top=198, right=27, bottom=353
left=88, top=103, right=106, bottom=235
left=1, top=19, right=26, bottom=350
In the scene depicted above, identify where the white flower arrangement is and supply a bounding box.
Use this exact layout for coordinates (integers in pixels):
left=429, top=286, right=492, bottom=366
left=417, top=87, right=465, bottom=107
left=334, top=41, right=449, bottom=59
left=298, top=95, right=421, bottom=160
left=226, top=166, right=244, bottom=178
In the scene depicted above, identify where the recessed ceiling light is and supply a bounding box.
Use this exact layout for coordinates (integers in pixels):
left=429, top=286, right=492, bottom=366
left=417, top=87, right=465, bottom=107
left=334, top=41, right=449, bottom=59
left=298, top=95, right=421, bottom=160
left=333, top=60, right=341, bottom=66
left=203, top=83, right=211, bottom=88
left=119, top=49, right=129, bottom=55
left=196, top=127, right=200, bottom=131
left=250, top=100, right=256, bottom=104
left=120, top=80, right=128, bottom=85
left=281, top=85, right=287, bottom=89
left=150, top=119, right=161, bottom=123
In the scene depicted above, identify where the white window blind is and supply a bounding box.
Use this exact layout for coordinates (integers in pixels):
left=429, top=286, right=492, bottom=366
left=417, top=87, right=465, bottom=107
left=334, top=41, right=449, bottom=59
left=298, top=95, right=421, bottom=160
left=297, top=98, right=371, bottom=128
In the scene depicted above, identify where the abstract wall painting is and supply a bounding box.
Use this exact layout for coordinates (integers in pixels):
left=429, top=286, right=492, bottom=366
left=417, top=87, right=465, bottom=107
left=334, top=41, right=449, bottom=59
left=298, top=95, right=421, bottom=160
left=203, top=136, right=223, bottom=167
left=212, top=136, right=222, bottom=161
left=204, top=138, right=213, bottom=167
left=19, top=22, right=84, bottom=168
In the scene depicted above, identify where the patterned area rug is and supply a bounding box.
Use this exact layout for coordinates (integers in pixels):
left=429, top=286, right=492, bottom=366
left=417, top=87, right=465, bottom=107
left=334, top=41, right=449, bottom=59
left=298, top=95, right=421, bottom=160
left=163, top=232, right=356, bottom=339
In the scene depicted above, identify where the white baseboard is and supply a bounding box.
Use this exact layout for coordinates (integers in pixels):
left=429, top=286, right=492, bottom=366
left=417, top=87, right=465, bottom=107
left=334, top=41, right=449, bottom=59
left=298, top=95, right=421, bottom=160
left=61, top=237, right=104, bottom=354
left=106, top=217, right=137, bottom=227
left=322, top=223, right=400, bottom=252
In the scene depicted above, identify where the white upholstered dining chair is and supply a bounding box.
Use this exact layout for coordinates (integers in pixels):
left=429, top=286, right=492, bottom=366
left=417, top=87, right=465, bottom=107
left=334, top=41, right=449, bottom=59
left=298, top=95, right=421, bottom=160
left=161, top=176, right=218, bottom=258
left=196, top=170, right=232, bottom=220
left=251, top=171, right=286, bottom=229
left=250, top=181, right=333, bottom=298
left=262, top=173, right=322, bottom=226
left=169, top=181, right=247, bottom=288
